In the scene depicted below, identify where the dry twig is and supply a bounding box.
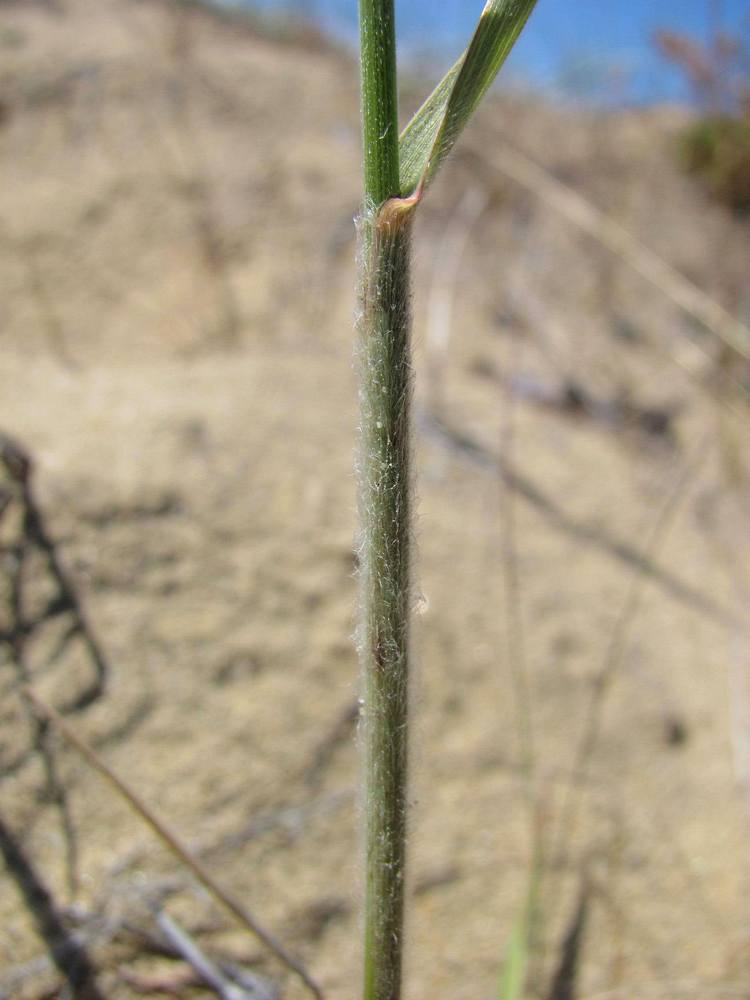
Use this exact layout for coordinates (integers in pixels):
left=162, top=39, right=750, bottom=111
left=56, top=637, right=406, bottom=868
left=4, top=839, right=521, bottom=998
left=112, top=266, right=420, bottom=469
left=24, top=689, right=324, bottom=1000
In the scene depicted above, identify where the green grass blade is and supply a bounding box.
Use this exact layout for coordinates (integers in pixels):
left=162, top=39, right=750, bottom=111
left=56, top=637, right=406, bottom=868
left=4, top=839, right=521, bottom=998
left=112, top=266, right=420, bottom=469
left=398, top=57, right=463, bottom=197
left=498, top=912, right=530, bottom=1000
left=497, top=846, right=543, bottom=1000
left=399, top=0, right=538, bottom=196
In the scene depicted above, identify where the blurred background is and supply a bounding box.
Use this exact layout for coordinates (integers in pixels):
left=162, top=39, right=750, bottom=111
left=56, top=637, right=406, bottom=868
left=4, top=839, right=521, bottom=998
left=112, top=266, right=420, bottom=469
left=1, top=1, right=750, bottom=998
left=235, top=0, right=750, bottom=105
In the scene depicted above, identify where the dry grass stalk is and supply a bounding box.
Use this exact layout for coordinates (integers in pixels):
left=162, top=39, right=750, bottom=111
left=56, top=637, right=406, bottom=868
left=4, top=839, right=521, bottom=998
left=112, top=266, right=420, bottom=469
left=466, top=139, right=750, bottom=366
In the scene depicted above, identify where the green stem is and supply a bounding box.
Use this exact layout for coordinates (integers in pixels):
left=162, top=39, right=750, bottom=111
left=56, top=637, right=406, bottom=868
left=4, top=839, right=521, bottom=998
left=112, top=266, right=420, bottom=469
left=357, top=3, right=413, bottom=999
left=359, top=0, right=400, bottom=202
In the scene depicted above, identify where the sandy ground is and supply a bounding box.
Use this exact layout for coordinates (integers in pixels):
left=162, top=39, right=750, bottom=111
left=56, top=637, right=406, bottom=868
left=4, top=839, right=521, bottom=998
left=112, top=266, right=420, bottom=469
left=2, top=2, right=750, bottom=998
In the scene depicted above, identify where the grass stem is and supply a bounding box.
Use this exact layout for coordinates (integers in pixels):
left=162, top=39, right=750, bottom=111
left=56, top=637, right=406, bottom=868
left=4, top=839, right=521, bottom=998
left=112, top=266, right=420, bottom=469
left=357, top=2, right=413, bottom=998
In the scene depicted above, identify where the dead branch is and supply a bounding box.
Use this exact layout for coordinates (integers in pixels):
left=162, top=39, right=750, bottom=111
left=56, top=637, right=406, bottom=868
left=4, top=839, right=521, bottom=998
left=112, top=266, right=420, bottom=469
left=154, top=909, right=279, bottom=1000
left=25, top=689, right=324, bottom=1000
left=0, top=813, right=105, bottom=1000
left=0, top=430, right=108, bottom=712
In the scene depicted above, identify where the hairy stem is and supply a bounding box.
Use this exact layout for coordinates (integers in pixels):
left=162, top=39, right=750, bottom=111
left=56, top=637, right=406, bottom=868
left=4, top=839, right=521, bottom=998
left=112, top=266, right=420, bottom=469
left=357, top=2, right=413, bottom=998
left=358, top=207, right=413, bottom=1000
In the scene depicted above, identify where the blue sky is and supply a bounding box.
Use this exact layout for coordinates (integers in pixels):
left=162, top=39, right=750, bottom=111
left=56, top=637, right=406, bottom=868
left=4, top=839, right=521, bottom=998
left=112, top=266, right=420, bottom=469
left=230, top=0, right=750, bottom=104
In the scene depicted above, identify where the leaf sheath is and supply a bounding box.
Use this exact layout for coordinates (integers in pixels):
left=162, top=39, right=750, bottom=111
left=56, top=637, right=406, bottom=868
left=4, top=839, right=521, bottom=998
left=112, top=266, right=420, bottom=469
left=357, top=201, right=415, bottom=1000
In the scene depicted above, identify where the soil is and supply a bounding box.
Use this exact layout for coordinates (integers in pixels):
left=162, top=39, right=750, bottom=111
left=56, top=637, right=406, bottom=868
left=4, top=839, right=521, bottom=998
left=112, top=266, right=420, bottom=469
left=1, top=2, right=750, bottom=998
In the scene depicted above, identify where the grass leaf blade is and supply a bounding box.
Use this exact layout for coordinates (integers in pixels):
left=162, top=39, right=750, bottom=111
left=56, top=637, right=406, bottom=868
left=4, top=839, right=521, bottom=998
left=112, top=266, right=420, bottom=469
left=398, top=57, right=463, bottom=197
left=399, top=0, right=538, bottom=195
left=499, top=914, right=530, bottom=1000
left=497, top=842, right=543, bottom=1000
